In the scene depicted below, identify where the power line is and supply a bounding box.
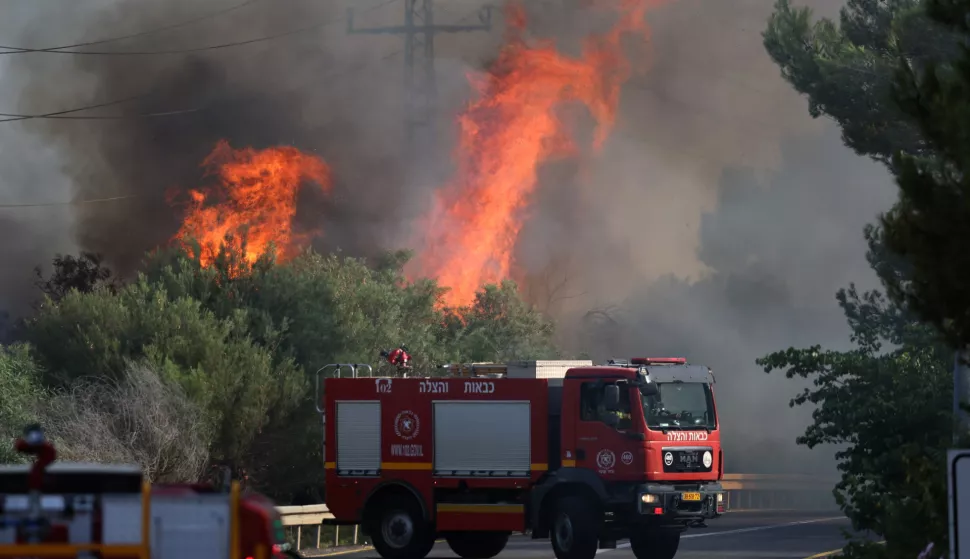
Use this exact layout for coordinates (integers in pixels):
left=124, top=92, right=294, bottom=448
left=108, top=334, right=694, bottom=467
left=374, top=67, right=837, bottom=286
left=0, top=0, right=399, bottom=56
left=0, top=106, right=202, bottom=123
left=0, top=94, right=145, bottom=123
left=0, top=0, right=400, bottom=123
left=0, top=0, right=263, bottom=55
left=0, top=195, right=138, bottom=209
left=0, top=93, right=205, bottom=123
left=0, top=45, right=406, bottom=208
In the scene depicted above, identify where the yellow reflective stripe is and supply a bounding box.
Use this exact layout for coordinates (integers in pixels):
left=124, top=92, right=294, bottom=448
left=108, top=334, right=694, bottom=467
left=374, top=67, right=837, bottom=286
left=382, top=462, right=433, bottom=470
left=437, top=504, right=524, bottom=514
left=531, top=463, right=548, bottom=471
left=325, top=462, right=336, bottom=469
left=562, top=459, right=576, bottom=467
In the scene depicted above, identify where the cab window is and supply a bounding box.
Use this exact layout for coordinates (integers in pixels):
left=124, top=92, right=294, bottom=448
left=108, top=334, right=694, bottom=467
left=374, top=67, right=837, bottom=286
left=579, top=382, right=634, bottom=430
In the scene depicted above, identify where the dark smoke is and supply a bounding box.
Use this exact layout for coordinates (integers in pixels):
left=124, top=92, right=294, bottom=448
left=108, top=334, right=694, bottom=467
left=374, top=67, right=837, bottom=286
left=1, top=0, right=474, bottom=286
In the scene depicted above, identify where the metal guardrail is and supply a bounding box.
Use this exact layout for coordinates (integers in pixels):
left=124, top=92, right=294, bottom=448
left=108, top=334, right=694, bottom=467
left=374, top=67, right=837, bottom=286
left=720, top=473, right=839, bottom=512
left=275, top=473, right=841, bottom=551
left=276, top=504, right=362, bottom=550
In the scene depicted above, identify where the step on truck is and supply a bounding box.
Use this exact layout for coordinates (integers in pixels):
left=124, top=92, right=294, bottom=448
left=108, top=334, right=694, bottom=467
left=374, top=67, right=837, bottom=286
left=316, top=359, right=724, bottom=559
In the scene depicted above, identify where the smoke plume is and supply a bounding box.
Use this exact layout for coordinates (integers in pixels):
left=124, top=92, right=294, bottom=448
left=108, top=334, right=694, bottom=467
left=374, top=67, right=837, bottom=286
left=0, top=0, right=897, bottom=475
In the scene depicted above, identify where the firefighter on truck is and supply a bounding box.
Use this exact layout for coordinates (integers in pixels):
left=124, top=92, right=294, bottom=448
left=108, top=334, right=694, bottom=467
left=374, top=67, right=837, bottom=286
left=317, top=358, right=724, bottom=559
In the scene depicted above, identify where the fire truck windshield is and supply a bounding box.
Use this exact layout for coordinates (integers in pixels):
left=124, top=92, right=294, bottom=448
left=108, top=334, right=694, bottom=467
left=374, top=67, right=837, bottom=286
left=641, top=382, right=716, bottom=430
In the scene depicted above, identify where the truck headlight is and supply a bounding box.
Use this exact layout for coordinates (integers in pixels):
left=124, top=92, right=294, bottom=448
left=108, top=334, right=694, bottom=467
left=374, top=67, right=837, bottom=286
left=640, top=494, right=659, bottom=504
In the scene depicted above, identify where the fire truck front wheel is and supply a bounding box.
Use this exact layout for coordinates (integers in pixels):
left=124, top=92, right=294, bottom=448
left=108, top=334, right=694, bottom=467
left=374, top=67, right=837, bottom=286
left=444, top=531, right=510, bottom=559
left=550, top=496, right=600, bottom=559
left=629, top=531, right=680, bottom=559
left=367, top=494, right=436, bottom=559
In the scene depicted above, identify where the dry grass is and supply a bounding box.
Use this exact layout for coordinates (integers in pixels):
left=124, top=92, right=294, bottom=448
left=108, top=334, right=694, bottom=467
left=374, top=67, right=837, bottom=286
left=42, top=361, right=211, bottom=482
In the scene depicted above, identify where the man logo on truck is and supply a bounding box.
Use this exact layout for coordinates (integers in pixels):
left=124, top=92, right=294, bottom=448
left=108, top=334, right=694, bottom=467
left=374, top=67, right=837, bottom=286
left=664, top=451, right=674, bottom=466
left=394, top=410, right=420, bottom=440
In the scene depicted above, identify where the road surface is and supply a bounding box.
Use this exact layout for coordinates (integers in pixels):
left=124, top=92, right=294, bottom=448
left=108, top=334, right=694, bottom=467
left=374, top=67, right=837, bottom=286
left=306, top=510, right=854, bottom=559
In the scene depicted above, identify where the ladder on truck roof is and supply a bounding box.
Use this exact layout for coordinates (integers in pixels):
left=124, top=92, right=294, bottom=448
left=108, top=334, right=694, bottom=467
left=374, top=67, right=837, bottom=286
left=440, top=360, right=594, bottom=379
left=440, top=362, right=509, bottom=377
left=314, top=363, right=374, bottom=413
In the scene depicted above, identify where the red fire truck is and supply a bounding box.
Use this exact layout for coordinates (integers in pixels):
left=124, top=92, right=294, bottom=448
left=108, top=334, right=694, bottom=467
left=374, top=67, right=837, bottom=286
left=0, top=424, right=296, bottom=559
left=317, top=358, right=724, bottom=559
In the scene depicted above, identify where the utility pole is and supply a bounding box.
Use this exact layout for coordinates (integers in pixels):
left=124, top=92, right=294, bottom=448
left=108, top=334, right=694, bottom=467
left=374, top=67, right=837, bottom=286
left=348, top=1, right=493, bottom=156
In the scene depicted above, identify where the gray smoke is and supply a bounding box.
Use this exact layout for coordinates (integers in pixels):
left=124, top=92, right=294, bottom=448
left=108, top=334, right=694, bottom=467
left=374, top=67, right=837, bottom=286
left=511, top=0, right=896, bottom=476
left=563, top=127, right=893, bottom=475
left=1, top=0, right=897, bottom=477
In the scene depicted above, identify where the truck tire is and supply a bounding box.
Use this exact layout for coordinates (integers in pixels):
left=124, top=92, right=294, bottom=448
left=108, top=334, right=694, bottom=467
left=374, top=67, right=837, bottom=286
left=550, top=496, right=600, bottom=559
left=368, top=494, right=436, bottom=559
left=629, top=531, right=680, bottom=559
left=444, top=531, right=510, bottom=559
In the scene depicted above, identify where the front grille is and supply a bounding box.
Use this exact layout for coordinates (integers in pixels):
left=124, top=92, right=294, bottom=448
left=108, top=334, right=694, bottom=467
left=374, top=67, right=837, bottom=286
left=661, top=446, right=713, bottom=473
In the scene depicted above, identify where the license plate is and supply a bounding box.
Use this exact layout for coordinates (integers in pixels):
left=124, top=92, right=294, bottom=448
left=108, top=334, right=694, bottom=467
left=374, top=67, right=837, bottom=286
left=681, top=492, right=701, bottom=501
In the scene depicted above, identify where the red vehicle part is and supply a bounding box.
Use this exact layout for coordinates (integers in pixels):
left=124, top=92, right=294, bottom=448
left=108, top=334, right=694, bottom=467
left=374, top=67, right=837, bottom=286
left=317, top=359, right=725, bottom=559
left=0, top=427, right=290, bottom=559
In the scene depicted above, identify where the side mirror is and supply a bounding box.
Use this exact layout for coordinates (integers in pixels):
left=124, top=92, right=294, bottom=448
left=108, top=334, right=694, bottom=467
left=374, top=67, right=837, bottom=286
left=604, top=384, right=621, bottom=411
left=603, top=412, right=620, bottom=427
left=641, top=382, right=659, bottom=397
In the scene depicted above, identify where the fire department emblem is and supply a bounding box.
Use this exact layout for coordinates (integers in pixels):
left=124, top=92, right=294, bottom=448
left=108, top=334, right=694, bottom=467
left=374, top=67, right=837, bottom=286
left=394, top=410, right=420, bottom=441
left=596, top=449, right=616, bottom=470
left=664, top=452, right=674, bottom=466
left=621, top=451, right=634, bottom=465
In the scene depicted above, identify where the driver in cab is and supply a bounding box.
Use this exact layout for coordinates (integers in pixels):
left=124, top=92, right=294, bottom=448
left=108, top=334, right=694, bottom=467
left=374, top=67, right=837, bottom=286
left=596, top=385, right=633, bottom=430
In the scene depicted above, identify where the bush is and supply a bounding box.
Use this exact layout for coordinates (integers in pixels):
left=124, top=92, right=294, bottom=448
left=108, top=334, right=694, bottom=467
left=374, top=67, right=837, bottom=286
left=0, top=344, right=45, bottom=463
left=23, top=278, right=305, bottom=470
left=43, top=361, right=210, bottom=482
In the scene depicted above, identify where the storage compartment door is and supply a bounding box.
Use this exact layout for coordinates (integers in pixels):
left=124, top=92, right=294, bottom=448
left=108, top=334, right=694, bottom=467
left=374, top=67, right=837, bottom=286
left=336, top=401, right=381, bottom=474
left=434, top=402, right=531, bottom=475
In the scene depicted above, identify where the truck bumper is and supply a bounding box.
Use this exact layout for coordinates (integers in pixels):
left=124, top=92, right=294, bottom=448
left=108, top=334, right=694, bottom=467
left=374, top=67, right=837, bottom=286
left=635, top=482, right=724, bottom=521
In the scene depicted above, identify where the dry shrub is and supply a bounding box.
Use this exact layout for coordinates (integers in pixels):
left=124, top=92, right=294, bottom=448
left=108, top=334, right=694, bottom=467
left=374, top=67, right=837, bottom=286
left=42, top=361, right=211, bottom=482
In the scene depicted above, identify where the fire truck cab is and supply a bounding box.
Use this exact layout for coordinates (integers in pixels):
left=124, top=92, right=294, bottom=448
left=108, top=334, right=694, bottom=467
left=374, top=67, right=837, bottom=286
left=318, top=358, right=724, bottom=559
left=0, top=425, right=294, bottom=559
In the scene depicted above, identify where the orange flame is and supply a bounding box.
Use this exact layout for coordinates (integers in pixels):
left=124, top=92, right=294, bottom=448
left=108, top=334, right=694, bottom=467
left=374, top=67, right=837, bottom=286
left=172, top=139, right=332, bottom=267
left=410, top=0, right=662, bottom=308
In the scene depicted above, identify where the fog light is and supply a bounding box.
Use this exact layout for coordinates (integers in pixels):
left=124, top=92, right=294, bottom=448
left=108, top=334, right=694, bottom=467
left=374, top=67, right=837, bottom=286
left=716, top=493, right=724, bottom=503
left=640, top=494, right=659, bottom=504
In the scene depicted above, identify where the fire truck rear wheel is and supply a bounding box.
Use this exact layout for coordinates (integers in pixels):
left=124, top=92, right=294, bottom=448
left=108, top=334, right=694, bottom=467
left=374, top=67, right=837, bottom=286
left=369, top=494, right=435, bottom=559
left=444, top=531, right=510, bottom=559
left=629, top=530, right=680, bottom=559
left=550, top=496, right=600, bottom=559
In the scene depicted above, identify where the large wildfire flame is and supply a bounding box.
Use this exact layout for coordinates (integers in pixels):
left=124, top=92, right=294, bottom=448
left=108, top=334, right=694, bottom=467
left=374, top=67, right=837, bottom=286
left=172, top=139, right=332, bottom=267
left=409, top=0, right=661, bottom=308
left=171, top=0, right=659, bottom=304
